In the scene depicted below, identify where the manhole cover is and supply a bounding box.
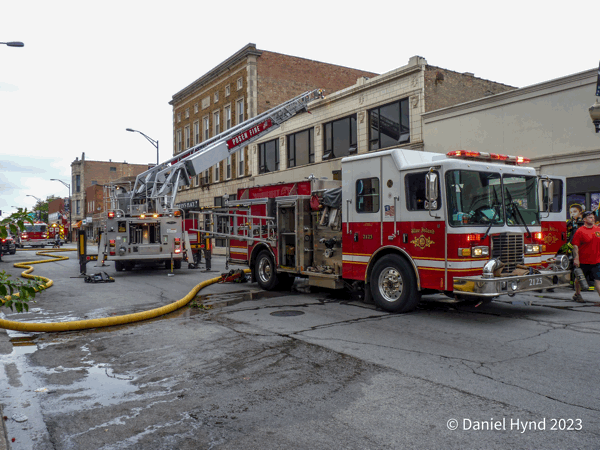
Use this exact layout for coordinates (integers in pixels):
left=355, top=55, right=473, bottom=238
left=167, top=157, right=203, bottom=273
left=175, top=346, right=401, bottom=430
left=270, top=310, right=305, bottom=317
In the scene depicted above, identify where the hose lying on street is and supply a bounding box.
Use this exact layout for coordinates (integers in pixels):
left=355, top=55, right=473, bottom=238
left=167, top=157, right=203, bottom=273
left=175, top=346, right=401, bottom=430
left=0, top=249, right=249, bottom=333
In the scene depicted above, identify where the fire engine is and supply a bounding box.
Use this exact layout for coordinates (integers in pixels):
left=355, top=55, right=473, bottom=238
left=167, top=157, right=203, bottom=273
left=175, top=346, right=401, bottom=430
left=19, top=221, right=50, bottom=248
left=218, top=149, right=571, bottom=313
left=98, top=89, right=326, bottom=271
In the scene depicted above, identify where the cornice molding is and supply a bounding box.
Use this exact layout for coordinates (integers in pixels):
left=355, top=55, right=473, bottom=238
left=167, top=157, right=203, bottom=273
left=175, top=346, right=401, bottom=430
left=170, top=43, right=262, bottom=105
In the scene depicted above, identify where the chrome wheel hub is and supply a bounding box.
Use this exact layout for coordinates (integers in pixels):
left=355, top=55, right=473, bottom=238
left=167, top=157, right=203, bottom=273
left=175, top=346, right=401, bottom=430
left=378, top=267, right=403, bottom=302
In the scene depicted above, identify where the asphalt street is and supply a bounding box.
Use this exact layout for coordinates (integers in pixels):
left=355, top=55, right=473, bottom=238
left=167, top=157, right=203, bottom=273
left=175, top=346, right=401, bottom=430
left=1, top=246, right=599, bottom=449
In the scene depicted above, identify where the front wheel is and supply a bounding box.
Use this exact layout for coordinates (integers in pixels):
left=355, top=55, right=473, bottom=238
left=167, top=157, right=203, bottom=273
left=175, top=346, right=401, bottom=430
left=370, top=255, right=420, bottom=313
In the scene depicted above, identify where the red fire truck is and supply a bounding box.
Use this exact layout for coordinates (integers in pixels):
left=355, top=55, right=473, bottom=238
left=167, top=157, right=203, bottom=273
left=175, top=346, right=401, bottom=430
left=222, top=148, right=570, bottom=312
left=19, top=221, right=50, bottom=248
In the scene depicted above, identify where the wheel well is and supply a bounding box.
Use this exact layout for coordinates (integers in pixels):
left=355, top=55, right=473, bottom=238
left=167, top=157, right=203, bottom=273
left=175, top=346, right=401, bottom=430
left=366, top=247, right=421, bottom=290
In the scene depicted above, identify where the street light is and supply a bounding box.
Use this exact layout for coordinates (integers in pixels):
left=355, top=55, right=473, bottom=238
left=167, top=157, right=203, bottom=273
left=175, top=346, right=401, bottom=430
left=50, top=179, right=72, bottom=243
left=126, top=128, right=159, bottom=166
left=0, top=41, right=24, bottom=47
left=26, top=194, right=43, bottom=221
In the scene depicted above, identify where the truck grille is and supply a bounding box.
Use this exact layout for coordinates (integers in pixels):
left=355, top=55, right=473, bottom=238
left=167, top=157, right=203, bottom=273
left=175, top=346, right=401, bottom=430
left=491, top=233, right=524, bottom=273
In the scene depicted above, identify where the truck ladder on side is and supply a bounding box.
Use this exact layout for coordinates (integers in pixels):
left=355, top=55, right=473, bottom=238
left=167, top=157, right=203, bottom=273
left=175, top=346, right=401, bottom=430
left=130, top=89, right=325, bottom=211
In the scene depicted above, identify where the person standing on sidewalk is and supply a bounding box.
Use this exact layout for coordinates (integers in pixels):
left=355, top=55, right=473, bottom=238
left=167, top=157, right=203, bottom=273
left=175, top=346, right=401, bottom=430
left=572, top=210, right=600, bottom=302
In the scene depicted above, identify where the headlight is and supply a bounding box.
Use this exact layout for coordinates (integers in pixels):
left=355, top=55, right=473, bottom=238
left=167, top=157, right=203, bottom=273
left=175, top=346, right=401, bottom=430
left=525, top=244, right=540, bottom=254
left=472, top=246, right=489, bottom=257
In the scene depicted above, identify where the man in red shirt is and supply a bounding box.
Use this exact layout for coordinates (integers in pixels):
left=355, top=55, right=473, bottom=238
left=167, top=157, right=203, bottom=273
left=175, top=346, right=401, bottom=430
left=572, top=210, right=600, bottom=302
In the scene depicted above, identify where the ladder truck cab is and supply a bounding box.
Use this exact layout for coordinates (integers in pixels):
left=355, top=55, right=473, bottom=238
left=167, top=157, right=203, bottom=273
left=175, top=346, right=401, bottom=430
left=226, top=148, right=570, bottom=313
left=98, top=89, right=326, bottom=271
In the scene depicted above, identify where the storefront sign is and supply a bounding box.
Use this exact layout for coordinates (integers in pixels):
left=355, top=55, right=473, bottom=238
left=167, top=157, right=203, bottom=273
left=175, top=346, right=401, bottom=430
left=176, top=200, right=199, bottom=210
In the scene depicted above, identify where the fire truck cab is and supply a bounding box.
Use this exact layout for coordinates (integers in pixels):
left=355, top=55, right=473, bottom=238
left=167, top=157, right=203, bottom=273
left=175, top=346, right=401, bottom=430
left=19, top=221, right=50, bottom=248
left=227, top=148, right=570, bottom=313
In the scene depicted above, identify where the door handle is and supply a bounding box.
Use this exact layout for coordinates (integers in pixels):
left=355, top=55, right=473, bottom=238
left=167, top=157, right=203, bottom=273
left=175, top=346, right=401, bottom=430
left=354, top=232, right=359, bottom=242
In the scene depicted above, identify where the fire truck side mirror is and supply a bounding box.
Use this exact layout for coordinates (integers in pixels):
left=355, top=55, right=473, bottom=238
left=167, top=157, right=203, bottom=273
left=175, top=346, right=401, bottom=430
left=538, top=177, right=554, bottom=214
left=425, top=171, right=439, bottom=202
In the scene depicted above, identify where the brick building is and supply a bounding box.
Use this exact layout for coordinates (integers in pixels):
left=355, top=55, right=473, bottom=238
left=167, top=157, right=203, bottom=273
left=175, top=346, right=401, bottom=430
left=169, top=43, right=377, bottom=204
left=70, top=152, right=153, bottom=237
left=170, top=49, right=514, bottom=253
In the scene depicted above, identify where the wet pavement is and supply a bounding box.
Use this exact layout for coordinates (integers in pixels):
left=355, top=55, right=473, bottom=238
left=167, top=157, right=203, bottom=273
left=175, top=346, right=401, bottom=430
left=1, top=247, right=599, bottom=449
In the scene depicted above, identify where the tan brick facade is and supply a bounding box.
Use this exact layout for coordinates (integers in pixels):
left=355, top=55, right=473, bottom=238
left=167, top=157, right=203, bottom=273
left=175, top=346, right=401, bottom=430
left=70, top=152, right=152, bottom=225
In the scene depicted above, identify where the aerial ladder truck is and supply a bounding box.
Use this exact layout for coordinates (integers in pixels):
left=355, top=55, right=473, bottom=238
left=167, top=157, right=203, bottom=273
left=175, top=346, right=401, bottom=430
left=98, top=89, right=325, bottom=271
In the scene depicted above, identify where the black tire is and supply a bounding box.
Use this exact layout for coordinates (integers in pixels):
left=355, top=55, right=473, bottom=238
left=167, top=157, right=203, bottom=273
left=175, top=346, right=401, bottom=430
left=255, top=250, right=280, bottom=291
left=174, top=259, right=182, bottom=270
left=115, top=261, right=123, bottom=272
left=165, top=260, right=171, bottom=270
left=125, top=262, right=134, bottom=271
left=9, top=249, right=16, bottom=255
left=370, top=255, right=420, bottom=313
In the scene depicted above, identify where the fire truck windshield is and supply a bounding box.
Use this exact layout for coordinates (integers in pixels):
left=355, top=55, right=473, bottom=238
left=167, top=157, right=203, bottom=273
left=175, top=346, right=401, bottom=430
left=24, top=224, right=47, bottom=233
left=446, top=170, right=539, bottom=227
left=503, top=175, right=539, bottom=226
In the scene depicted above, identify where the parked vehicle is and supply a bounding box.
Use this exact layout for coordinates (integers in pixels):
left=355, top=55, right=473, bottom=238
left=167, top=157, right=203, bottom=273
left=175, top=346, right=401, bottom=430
left=216, top=149, right=571, bottom=313
left=19, top=221, right=50, bottom=248
left=1, top=234, right=17, bottom=255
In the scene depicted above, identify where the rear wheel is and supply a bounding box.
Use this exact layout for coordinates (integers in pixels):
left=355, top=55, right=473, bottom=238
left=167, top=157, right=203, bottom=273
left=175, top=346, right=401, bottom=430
left=370, top=255, right=420, bottom=313
left=115, top=261, right=123, bottom=272
left=255, top=250, right=280, bottom=291
left=174, top=259, right=182, bottom=270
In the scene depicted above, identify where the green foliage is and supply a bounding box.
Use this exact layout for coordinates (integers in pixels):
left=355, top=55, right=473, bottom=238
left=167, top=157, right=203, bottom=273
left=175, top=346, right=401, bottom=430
left=1, top=208, right=45, bottom=312
left=0, top=272, right=45, bottom=312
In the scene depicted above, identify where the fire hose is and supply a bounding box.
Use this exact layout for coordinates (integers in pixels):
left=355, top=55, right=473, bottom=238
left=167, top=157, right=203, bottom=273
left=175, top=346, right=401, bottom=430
left=0, top=248, right=249, bottom=333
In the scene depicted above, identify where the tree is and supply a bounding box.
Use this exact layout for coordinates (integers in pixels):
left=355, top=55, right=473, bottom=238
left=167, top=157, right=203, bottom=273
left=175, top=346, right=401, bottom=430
left=1, top=208, right=45, bottom=312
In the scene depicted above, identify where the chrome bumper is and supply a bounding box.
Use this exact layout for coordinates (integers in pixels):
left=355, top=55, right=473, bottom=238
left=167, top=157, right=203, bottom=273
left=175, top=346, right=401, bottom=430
left=453, top=270, right=571, bottom=297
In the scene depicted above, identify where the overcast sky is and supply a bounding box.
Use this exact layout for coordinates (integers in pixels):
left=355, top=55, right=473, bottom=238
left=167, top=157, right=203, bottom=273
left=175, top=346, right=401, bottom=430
left=1, top=0, right=597, bottom=218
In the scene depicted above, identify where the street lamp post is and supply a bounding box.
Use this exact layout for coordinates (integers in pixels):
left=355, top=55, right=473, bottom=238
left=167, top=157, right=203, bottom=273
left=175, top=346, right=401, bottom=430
left=0, top=41, right=24, bottom=47
left=26, top=194, right=43, bottom=221
left=50, top=179, right=72, bottom=243
left=126, top=128, right=159, bottom=166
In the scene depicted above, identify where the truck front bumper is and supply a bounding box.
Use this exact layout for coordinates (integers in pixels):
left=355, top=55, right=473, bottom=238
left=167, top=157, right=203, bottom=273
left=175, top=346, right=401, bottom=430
left=453, top=269, right=571, bottom=298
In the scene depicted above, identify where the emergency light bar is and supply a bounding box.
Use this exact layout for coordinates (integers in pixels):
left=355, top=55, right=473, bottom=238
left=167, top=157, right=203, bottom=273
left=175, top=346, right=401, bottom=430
left=447, top=150, right=530, bottom=165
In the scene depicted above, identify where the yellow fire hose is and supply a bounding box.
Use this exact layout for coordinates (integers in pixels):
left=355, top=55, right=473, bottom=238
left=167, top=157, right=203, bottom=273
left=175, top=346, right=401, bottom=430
left=1, top=248, right=248, bottom=333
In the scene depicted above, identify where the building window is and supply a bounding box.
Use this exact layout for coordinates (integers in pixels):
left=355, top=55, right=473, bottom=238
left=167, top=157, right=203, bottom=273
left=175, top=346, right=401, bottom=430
left=213, top=111, right=220, bottom=136
left=75, top=174, right=81, bottom=193
left=214, top=194, right=237, bottom=247
left=203, top=116, right=209, bottom=141
left=185, top=108, right=190, bottom=119
left=238, top=148, right=245, bottom=177
left=356, top=178, right=380, bottom=213
left=176, top=129, right=182, bottom=153
left=287, top=128, right=314, bottom=168
left=184, top=125, right=190, bottom=149
left=323, top=115, right=357, bottom=160
left=369, top=98, right=410, bottom=151
left=194, top=103, right=199, bottom=114
left=177, top=112, right=181, bottom=123
left=226, top=156, right=232, bottom=179
left=76, top=200, right=81, bottom=215
left=214, top=164, right=220, bottom=182
left=110, top=166, right=116, bottom=172
left=258, top=138, right=279, bottom=174
left=224, top=105, right=231, bottom=130
left=225, top=85, right=230, bottom=97
left=203, top=170, right=209, bottom=185
left=214, top=92, right=219, bottom=103
left=237, top=78, right=243, bottom=90
left=193, top=120, right=200, bottom=145
left=236, top=99, right=244, bottom=125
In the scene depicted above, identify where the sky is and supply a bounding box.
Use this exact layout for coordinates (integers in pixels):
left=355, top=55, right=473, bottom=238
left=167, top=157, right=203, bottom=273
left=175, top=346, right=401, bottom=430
left=1, top=0, right=598, bottom=219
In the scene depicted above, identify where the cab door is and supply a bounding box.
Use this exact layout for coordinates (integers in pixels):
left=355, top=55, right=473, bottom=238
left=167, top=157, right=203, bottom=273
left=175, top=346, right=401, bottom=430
left=540, top=176, right=567, bottom=262
left=342, top=156, right=381, bottom=280
left=401, top=169, right=447, bottom=291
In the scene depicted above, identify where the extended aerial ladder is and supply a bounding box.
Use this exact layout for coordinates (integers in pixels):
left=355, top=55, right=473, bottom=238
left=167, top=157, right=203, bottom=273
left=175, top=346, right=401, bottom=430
left=125, top=89, right=326, bottom=213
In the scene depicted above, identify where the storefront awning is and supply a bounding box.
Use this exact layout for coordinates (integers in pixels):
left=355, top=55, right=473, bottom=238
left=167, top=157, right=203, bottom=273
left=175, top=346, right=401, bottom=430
left=72, top=221, right=82, bottom=229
